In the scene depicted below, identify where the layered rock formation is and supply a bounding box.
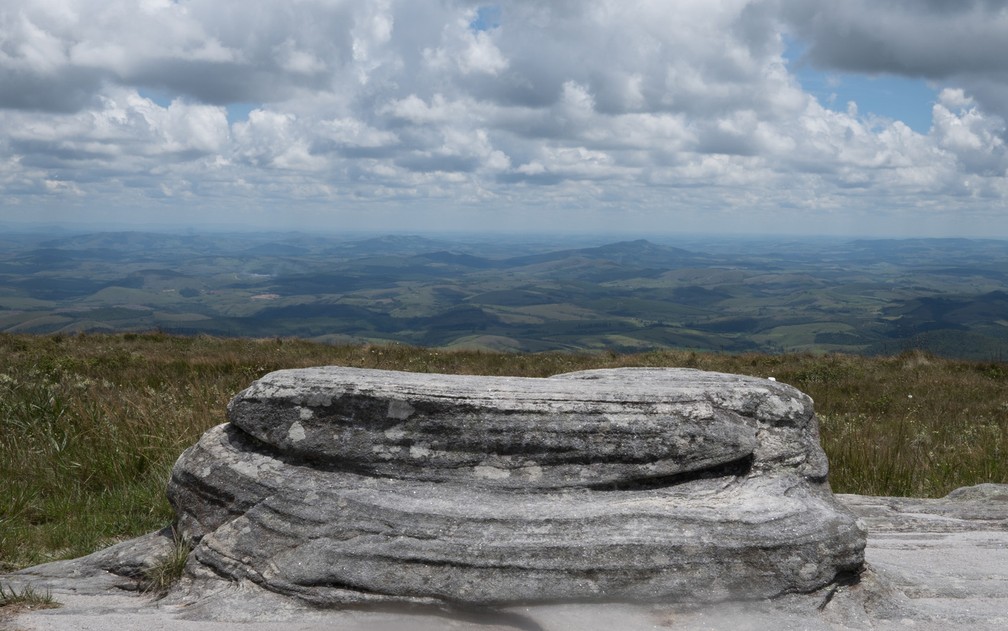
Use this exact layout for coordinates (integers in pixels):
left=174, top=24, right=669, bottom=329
left=9, top=483, right=1008, bottom=630
left=166, top=366, right=865, bottom=607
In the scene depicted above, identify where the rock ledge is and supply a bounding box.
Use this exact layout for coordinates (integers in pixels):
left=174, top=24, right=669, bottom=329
left=165, top=367, right=864, bottom=606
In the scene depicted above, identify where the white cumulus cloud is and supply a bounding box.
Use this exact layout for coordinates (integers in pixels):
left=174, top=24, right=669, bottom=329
left=0, top=0, right=1006, bottom=234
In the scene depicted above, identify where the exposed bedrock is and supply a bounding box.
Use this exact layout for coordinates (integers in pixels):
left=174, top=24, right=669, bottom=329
left=166, top=367, right=865, bottom=607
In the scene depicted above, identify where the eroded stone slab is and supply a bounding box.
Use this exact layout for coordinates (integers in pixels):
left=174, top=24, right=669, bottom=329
left=165, top=367, right=864, bottom=606
left=6, top=483, right=1008, bottom=630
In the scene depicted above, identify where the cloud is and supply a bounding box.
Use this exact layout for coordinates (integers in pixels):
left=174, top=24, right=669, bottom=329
left=781, top=0, right=1008, bottom=122
left=5, top=89, right=227, bottom=171
left=0, top=0, right=361, bottom=109
left=932, top=88, right=1008, bottom=177
left=0, top=0, right=1006, bottom=234
left=782, top=0, right=1008, bottom=77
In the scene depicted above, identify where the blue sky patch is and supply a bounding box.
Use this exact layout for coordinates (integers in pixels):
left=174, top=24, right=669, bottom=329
left=226, top=103, right=258, bottom=123
left=138, top=88, right=173, bottom=108
left=141, top=89, right=257, bottom=124
left=784, top=41, right=938, bottom=134
left=470, top=5, right=501, bottom=32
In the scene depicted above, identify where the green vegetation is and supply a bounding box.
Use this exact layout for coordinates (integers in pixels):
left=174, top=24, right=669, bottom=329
left=6, top=232, right=1008, bottom=359
left=2, top=332, right=1007, bottom=573
left=140, top=527, right=192, bottom=597
left=0, top=581, right=58, bottom=610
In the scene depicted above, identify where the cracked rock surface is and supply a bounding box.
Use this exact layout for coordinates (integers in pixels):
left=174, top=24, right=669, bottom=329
left=165, top=366, right=865, bottom=606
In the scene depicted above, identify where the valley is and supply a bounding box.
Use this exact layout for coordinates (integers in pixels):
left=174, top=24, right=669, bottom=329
left=3, top=230, right=1008, bottom=359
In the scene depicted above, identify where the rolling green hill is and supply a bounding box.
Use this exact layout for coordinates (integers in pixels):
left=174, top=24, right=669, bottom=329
left=3, top=232, right=1008, bottom=359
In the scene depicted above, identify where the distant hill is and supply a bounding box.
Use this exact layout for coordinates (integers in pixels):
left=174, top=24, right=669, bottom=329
left=415, top=251, right=498, bottom=268
left=500, top=239, right=700, bottom=268
left=3, top=232, right=1008, bottom=360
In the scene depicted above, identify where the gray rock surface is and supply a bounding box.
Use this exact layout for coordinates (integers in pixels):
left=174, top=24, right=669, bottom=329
left=5, top=484, right=1008, bottom=630
left=1, top=365, right=1004, bottom=629
left=832, top=485, right=1008, bottom=628
left=163, top=366, right=863, bottom=606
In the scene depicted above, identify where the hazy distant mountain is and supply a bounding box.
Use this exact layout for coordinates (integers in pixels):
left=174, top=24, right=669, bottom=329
left=4, top=232, right=1008, bottom=360
left=500, top=239, right=700, bottom=268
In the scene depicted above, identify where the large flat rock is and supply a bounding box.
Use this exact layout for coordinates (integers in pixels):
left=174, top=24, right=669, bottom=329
left=832, top=485, right=1008, bottom=627
left=164, top=367, right=863, bottom=606
left=223, top=366, right=822, bottom=488
left=6, top=484, right=1007, bottom=630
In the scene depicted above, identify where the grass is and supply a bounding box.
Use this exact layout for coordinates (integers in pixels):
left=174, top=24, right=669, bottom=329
left=1, top=332, right=1006, bottom=573
left=0, top=582, right=58, bottom=610
left=140, top=527, right=192, bottom=597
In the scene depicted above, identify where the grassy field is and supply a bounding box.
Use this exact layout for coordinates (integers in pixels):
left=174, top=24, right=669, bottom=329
left=1, top=332, right=1007, bottom=572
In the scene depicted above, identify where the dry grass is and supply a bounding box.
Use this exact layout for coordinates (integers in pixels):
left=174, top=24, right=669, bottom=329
left=1, top=333, right=1006, bottom=572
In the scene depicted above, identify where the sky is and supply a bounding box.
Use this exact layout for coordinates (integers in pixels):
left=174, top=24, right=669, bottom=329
left=1, top=0, right=1008, bottom=237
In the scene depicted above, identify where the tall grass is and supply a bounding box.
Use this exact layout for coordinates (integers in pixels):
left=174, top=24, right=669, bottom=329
left=1, top=333, right=1006, bottom=572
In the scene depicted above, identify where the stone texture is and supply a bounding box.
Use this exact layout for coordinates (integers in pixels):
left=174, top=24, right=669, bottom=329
left=6, top=484, right=1008, bottom=630
left=834, top=484, right=1008, bottom=623
left=165, top=366, right=865, bottom=606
